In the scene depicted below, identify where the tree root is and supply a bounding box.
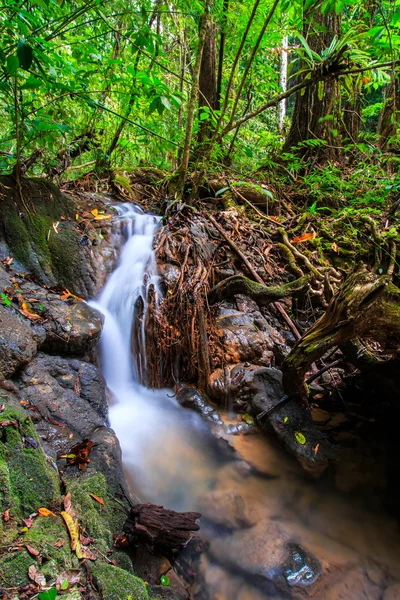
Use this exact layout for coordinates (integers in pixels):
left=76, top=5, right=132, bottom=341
left=209, top=274, right=310, bottom=304
left=282, top=265, right=400, bottom=403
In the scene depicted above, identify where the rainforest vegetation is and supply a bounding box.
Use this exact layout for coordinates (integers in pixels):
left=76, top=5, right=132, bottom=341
left=1, top=0, right=400, bottom=599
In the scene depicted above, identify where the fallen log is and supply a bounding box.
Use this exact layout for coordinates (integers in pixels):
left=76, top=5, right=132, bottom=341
left=119, top=503, right=201, bottom=555
left=282, top=266, right=400, bottom=403
left=209, top=274, right=309, bottom=305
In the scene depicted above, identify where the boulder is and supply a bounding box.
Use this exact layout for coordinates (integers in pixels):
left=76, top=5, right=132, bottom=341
left=0, top=305, right=40, bottom=379
left=176, top=387, right=223, bottom=426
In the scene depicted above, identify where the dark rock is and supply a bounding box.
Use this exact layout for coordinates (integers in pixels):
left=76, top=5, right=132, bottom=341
left=0, top=305, right=38, bottom=379
left=176, top=387, right=223, bottom=426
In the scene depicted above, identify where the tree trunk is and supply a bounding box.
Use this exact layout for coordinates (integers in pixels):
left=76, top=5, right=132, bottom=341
left=378, top=75, right=399, bottom=151
left=198, top=18, right=217, bottom=142
left=283, top=8, right=342, bottom=162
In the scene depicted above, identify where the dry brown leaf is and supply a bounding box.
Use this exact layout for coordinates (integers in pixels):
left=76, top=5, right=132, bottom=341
left=55, top=569, right=81, bottom=592
left=38, top=507, right=56, bottom=517
left=55, top=538, right=66, bottom=548
left=63, top=492, right=76, bottom=519
left=89, top=494, right=104, bottom=506
left=314, top=444, right=320, bottom=455
left=28, top=565, right=46, bottom=589
left=331, top=241, right=339, bottom=253
left=22, top=516, right=34, bottom=528
left=25, top=545, right=40, bottom=558
left=3, top=509, right=10, bottom=522
left=0, top=420, right=17, bottom=429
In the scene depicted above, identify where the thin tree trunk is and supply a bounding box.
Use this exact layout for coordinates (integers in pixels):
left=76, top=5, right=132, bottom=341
left=278, top=36, right=288, bottom=134
left=198, top=18, right=217, bottom=142
left=283, top=7, right=342, bottom=163
left=178, top=1, right=210, bottom=184
left=216, top=0, right=229, bottom=111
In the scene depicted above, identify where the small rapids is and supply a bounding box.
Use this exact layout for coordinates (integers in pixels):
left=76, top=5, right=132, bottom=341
left=91, top=204, right=400, bottom=600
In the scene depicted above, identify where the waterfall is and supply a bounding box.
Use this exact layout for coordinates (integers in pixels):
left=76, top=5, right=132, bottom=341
left=90, top=203, right=216, bottom=510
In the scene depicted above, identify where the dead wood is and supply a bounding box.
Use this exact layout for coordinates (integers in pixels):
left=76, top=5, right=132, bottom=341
left=121, top=503, right=201, bottom=554
left=209, top=274, right=309, bottom=304
left=282, top=265, right=400, bottom=403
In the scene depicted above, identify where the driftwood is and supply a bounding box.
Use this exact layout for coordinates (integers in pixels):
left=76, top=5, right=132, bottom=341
left=121, top=503, right=201, bottom=555
left=282, top=266, right=400, bottom=402
left=209, top=274, right=309, bottom=304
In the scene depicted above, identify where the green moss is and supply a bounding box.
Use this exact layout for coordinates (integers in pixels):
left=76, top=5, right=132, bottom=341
left=47, top=224, right=79, bottom=285
left=90, top=562, right=149, bottom=600
left=67, top=473, right=126, bottom=553
left=0, top=408, right=61, bottom=517
left=0, top=548, right=32, bottom=587
left=25, top=514, right=73, bottom=570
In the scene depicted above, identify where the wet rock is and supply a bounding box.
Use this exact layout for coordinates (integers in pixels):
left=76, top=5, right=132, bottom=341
left=209, top=519, right=322, bottom=593
left=197, top=490, right=257, bottom=529
left=176, top=387, right=223, bottom=426
left=383, top=584, right=400, bottom=600
left=0, top=305, right=39, bottom=379
left=311, top=407, right=331, bottom=426
left=209, top=363, right=283, bottom=412
left=318, top=567, right=382, bottom=600
left=215, top=306, right=278, bottom=366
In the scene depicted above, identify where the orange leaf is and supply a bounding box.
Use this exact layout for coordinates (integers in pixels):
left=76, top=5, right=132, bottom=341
left=291, top=232, right=316, bottom=244
left=91, top=208, right=99, bottom=217
left=89, top=494, right=104, bottom=505
left=314, top=443, right=320, bottom=455
left=94, top=214, right=111, bottom=221
left=38, top=507, right=56, bottom=517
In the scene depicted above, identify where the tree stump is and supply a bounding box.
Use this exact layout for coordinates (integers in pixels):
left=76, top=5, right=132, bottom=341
left=282, top=266, right=400, bottom=403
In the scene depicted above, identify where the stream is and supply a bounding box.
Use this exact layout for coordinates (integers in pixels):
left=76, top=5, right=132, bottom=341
left=91, top=205, right=400, bottom=599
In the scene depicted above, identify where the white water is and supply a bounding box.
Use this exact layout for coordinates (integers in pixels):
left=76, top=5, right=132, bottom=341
left=90, top=204, right=216, bottom=510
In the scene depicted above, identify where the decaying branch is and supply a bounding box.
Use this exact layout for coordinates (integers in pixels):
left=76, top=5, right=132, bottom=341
left=282, top=266, right=400, bottom=402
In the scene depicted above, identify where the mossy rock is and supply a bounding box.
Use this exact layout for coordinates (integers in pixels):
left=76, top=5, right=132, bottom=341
left=0, top=407, right=61, bottom=518
left=0, top=175, right=79, bottom=288
left=66, top=473, right=127, bottom=554
left=90, top=562, right=149, bottom=600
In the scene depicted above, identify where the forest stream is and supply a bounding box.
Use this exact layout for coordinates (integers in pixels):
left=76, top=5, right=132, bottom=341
left=87, top=204, right=400, bottom=599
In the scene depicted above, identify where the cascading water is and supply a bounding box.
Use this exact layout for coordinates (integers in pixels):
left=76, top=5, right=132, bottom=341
left=90, top=203, right=400, bottom=599
left=90, top=203, right=218, bottom=509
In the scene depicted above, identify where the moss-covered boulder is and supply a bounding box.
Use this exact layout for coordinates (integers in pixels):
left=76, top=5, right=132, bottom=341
left=90, top=562, right=149, bottom=600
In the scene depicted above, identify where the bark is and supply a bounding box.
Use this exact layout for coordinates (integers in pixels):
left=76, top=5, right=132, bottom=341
left=209, top=274, right=309, bottom=304
left=198, top=19, right=217, bottom=142
left=282, top=266, right=400, bottom=403
left=378, top=75, right=399, bottom=151
left=216, top=0, right=229, bottom=110
left=283, top=8, right=342, bottom=162
left=178, top=1, right=210, bottom=183
left=278, top=37, right=288, bottom=133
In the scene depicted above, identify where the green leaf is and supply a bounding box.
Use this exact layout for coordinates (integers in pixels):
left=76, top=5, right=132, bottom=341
left=295, top=432, right=306, bottom=445
left=38, top=588, right=57, bottom=600
left=1, top=293, right=12, bottom=307
left=17, top=40, right=33, bottom=71
left=20, top=76, right=42, bottom=90
left=160, top=575, right=170, bottom=587
left=215, top=187, right=229, bottom=197
left=60, top=579, right=69, bottom=591
left=160, top=96, right=171, bottom=110
left=6, top=55, right=19, bottom=76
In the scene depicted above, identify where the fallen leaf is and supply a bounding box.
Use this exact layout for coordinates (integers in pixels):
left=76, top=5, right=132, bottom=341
left=25, top=545, right=40, bottom=558
left=331, top=241, right=339, bottom=253
left=61, top=512, right=96, bottom=560
left=91, top=209, right=99, bottom=217
left=63, top=492, right=76, bottom=518
left=0, top=420, right=17, bottom=429
left=291, top=232, right=316, bottom=244
left=3, top=509, right=10, bottom=522
left=295, top=431, right=306, bottom=445
left=61, top=511, right=79, bottom=551
left=89, top=494, right=104, bottom=505
left=38, top=507, right=56, bottom=517
left=0, top=403, right=5, bottom=412
left=28, top=564, right=46, bottom=589
left=55, top=569, right=81, bottom=592
left=60, top=289, right=84, bottom=302
left=55, top=538, right=65, bottom=548
left=314, top=443, right=320, bottom=455
left=241, top=413, right=254, bottom=426
left=38, top=587, right=57, bottom=600
left=94, top=214, right=111, bottom=221
left=61, top=440, right=94, bottom=471
left=52, top=221, right=60, bottom=234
